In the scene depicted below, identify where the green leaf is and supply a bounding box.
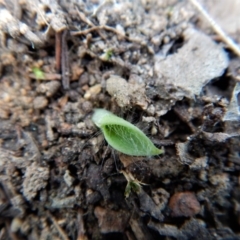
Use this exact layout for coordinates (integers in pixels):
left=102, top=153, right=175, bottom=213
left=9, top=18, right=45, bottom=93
left=32, top=67, right=45, bottom=79
left=92, top=109, right=164, bottom=156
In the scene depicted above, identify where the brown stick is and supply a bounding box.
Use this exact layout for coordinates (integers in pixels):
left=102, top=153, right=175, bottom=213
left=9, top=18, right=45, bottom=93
left=48, top=212, right=70, bottom=240
left=55, top=31, right=62, bottom=72
left=189, top=0, right=240, bottom=57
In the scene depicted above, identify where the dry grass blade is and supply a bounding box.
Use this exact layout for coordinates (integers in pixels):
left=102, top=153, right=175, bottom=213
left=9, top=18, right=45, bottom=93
left=189, top=0, right=240, bottom=57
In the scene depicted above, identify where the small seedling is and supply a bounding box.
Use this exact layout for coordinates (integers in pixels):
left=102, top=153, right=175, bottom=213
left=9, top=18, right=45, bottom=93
left=100, top=49, right=113, bottom=61
left=121, top=170, right=146, bottom=198
left=92, top=109, right=164, bottom=156
left=105, top=49, right=113, bottom=59
left=32, top=67, right=45, bottom=79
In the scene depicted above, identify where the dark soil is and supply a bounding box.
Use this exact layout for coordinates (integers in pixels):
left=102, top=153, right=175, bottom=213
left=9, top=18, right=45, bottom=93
left=0, top=0, right=240, bottom=240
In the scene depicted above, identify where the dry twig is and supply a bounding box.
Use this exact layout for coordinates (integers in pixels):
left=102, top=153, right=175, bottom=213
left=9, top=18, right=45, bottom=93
left=55, top=31, right=62, bottom=72
left=189, top=0, right=240, bottom=57
left=72, top=25, right=150, bottom=48
left=48, top=212, right=69, bottom=240
left=77, top=210, right=88, bottom=240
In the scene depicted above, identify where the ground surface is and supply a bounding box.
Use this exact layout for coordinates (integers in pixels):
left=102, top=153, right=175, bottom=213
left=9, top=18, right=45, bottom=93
left=0, top=0, right=240, bottom=239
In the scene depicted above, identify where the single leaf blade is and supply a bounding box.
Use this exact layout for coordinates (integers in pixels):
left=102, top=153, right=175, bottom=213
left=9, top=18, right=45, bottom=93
left=92, top=109, right=164, bottom=156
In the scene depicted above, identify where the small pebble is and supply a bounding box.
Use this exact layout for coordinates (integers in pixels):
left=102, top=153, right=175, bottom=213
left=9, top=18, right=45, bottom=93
left=84, top=84, right=101, bottom=99
left=81, top=100, right=93, bottom=113
left=33, top=96, right=48, bottom=109
left=11, top=218, right=22, bottom=232
left=37, top=81, right=61, bottom=97
left=169, top=192, right=201, bottom=217
left=94, top=206, right=129, bottom=233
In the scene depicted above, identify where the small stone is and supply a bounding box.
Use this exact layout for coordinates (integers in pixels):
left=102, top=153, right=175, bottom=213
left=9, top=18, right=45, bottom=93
left=81, top=101, right=93, bottom=113
left=152, top=188, right=170, bottom=210
left=103, top=158, right=114, bottom=174
left=142, top=116, right=155, bottom=123
left=151, top=125, right=158, bottom=135
left=33, top=96, right=48, bottom=109
left=199, top=170, right=208, bottom=182
left=11, top=218, right=23, bottom=233
left=169, top=192, right=201, bottom=217
left=23, top=163, right=49, bottom=201
left=209, top=173, right=229, bottom=190
left=106, top=75, right=148, bottom=109
left=94, top=206, right=129, bottom=233
left=49, top=82, right=61, bottom=95
left=37, top=81, right=61, bottom=97
left=63, top=170, right=74, bottom=187
left=86, top=189, right=101, bottom=205
left=189, top=156, right=208, bottom=170
left=106, top=75, right=130, bottom=107
left=84, top=84, right=101, bottom=99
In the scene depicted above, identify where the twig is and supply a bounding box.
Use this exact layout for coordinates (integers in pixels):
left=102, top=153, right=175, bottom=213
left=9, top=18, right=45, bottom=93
left=61, top=30, right=70, bottom=90
left=76, top=8, right=106, bottom=40
left=72, top=26, right=103, bottom=36
left=76, top=9, right=95, bottom=28
left=48, top=212, right=69, bottom=240
left=77, top=210, right=88, bottom=240
left=55, top=31, right=62, bottom=72
left=72, top=25, right=147, bottom=46
left=189, top=0, right=240, bottom=57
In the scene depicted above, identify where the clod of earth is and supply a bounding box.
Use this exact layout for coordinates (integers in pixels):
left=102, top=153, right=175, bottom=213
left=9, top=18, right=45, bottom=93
left=169, top=192, right=201, bottom=217
left=154, top=28, right=229, bottom=98
left=94, top=206, right=130, bottom=233
left=106, top=75, right=148, bottom=109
